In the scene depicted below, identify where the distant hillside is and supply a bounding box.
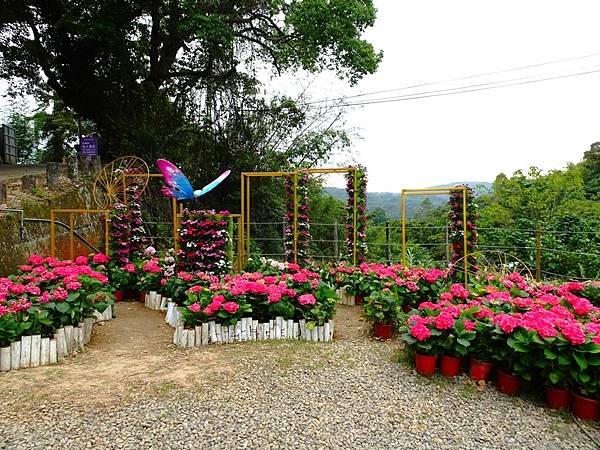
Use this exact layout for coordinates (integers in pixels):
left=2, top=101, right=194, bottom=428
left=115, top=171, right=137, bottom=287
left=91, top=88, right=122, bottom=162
left=324, top=182, right=492, bottom=219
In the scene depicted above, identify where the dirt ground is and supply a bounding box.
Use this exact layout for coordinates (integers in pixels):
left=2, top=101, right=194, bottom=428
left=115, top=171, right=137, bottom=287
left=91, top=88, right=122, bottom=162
left=0, top=302, right=370, bottom=413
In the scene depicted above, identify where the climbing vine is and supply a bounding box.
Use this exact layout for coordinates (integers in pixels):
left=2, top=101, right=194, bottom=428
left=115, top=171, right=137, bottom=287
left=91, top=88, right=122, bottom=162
left=284, top=173, right=311, bottom=265
left=345, top=166, right=368, bottom=264
left=449, top=185, right=478, bottom=278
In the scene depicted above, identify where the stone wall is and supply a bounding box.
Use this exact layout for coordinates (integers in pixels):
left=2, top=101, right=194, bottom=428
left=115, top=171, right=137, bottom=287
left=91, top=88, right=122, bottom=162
left=0, top=180, right=103, bottom=276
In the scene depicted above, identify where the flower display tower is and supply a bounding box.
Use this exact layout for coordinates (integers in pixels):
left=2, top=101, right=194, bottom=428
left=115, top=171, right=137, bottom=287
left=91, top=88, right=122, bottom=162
left=178, top=209, right=231, bottom=275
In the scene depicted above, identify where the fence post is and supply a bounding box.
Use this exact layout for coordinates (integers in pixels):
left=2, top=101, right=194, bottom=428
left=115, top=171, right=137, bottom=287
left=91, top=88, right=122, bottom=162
left=536, top=223, right=542, bottom=282
left=333, top=219, right=339, bottom=260
left=385, top=221, right=391, bottom=264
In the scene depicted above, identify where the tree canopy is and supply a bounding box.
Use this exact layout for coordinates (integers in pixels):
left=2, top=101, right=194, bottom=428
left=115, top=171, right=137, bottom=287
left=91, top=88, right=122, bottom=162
left=0, top=0, right=382, bottom=163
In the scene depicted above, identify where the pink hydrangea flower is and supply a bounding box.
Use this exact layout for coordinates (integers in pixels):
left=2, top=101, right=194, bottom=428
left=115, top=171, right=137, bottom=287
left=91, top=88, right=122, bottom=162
left=187, top=303, right=201, bottom=313
left=124, top=263, right=136, bottom=273
left=410, top=323, right=431, bottom=341
left=298, top=294, right=316, bottom=305
left=434, top=312, right=454, bottom=330
left=561, top=322, right=586, bottom=345
left=222, top=302, right=239, bottom=313
left=463, top=320, right=476, bottom=331
left=92, top=253, right=109, bottom=264
left=27, top=254, right=45, bottom=266
left=52, top=287, right=69, bottom=301
left=75, top=256, right=88, bottom=265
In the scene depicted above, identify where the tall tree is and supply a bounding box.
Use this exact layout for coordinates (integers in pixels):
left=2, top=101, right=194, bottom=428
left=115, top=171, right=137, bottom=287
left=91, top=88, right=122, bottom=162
left=0, top=0, right=382, bottom=162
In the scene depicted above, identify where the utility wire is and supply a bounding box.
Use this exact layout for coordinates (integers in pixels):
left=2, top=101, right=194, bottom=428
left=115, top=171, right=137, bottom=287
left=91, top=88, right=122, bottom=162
left=330, top=67, right=600, bottom=108
left=303, top=51, right=600, bottom=105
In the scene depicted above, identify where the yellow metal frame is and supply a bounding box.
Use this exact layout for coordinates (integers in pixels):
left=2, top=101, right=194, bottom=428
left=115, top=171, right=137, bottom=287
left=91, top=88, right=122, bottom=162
left=50, top=209, right=110, bottom=259
left=401, top=186, right=469, bottom=284
left=240, top=167, right=359, bottom=267
left=121, top=172, right=180, bottom=254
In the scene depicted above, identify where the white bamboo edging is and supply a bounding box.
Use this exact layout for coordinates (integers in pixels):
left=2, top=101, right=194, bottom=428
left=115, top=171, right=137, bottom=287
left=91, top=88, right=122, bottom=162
left=145, top=291, right=169, bottom=312
left=164, top=301, right=182, bottom=328
left=1, top=316, right=100, bottom=372
left=174, top=317, right=335, bottom=347
left=336, top=287, right=355, bottom=306
left=93, top=304, right=113, bottom=322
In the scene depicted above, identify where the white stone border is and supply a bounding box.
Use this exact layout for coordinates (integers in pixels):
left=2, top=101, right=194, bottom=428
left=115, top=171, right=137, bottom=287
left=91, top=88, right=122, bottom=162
left=144, top=291, right=168, bottom=311
left=337, top=287, right=355, bottom=306
left=0, top=305, right=112, bottom=372
left=174, top=317, right=334, bottom=347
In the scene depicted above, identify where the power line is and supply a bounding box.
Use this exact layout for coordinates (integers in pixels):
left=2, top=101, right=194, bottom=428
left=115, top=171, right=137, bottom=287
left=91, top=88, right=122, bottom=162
left=322, top=67, right=600, bottom=108
left=303, top=51, right=600, bottom=105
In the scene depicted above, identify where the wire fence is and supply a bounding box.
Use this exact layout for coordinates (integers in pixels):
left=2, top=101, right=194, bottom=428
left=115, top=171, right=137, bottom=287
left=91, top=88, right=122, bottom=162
left=241, top=221, right=600, bottom=281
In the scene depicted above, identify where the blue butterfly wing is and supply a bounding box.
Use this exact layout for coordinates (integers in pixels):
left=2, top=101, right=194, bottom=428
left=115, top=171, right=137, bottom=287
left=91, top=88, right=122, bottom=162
left=156, top=159, right=195, bottom=200
left=195, top=170, right=231, bottom=197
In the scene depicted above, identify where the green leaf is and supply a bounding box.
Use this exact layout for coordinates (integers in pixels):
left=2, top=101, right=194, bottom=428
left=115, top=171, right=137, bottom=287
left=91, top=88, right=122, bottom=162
left=573, top=352, right=588, bottom=370
left=55, top=302, right=70, bottom=313
left=549, top=372, right=560, bottom=384
left=456, top=338, right=470, bottom=347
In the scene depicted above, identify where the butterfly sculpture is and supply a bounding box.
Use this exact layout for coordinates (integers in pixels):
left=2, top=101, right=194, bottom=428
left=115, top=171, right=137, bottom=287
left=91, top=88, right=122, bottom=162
left=156, top=159, right=231, bottom=200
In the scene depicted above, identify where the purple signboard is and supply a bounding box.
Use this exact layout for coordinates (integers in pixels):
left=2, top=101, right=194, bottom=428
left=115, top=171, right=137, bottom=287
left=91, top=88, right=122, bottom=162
left=80, top=136, right=98, bottom=157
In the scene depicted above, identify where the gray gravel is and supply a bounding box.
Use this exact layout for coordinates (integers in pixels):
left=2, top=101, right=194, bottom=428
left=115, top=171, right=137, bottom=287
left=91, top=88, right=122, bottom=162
left=1, top=340, right=599, bottom=449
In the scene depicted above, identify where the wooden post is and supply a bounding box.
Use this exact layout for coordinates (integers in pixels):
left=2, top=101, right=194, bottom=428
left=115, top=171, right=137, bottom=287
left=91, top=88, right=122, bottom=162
left=201, top=323, right=209, bottom=346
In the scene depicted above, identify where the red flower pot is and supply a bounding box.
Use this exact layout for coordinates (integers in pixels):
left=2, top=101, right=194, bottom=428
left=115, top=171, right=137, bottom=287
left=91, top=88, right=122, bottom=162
left=497, top=370, right=522, bottom=396
left=415, top=353, right=437, bottom=377
left=469, top=358, right=494, bottom=381
left=355, top=294, right=363, bottom=305
left=139, top=291, right=147, bottom=303
left=572, top=393, right=600, bottom=421
left=545, top=386, right=570, bottom=410
left=374, top=323, right=393, bottom=340
left=114, top=290, right=123, bottom=302
left=440, top=355, right=462, bottom=377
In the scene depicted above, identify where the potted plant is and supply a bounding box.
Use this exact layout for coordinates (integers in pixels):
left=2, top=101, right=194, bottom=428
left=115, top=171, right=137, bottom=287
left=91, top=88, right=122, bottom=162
left=363, top=290, right=400, bottom=340
left=468, top=319, right=495, bottom=381
left=438, top=315, right=477, bottom=377
left=108, top=265, right=137, bottom=301
left=570, top=346, right=600, bottom=421
left=400, top=315, right=440, bottom=376
left=539, top=338, right=572, bottom=410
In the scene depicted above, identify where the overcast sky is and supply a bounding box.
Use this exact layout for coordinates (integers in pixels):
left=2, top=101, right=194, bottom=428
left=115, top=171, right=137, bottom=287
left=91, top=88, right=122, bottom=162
left=283, top=0, right=600, bottom=192
left=2, top=1, right=600, bottom=193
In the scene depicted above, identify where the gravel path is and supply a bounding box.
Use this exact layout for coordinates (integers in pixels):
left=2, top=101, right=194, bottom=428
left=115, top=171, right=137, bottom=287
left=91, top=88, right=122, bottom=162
left=0, top=304, right=599, bottom=449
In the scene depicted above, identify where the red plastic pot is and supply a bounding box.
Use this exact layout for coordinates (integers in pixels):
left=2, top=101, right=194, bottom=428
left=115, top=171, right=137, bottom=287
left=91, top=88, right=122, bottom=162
left=114, top=290, right=123, bottom=303
left=374, top=323, right=393, bottom=340
left=497, top=370, right=522, bottom=396
left=415, top=353, right=437, bottom=377
left=469, top=358, right=494, bottom=381
left=572, top=392, right=600, bottom=421
left=139, top=291, right=147, bottom=302
left=545, top=386, right=570, bottom=410
left=354, top=294, right=363, bottom=305
left=440, top=355, right=462, bottom=377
